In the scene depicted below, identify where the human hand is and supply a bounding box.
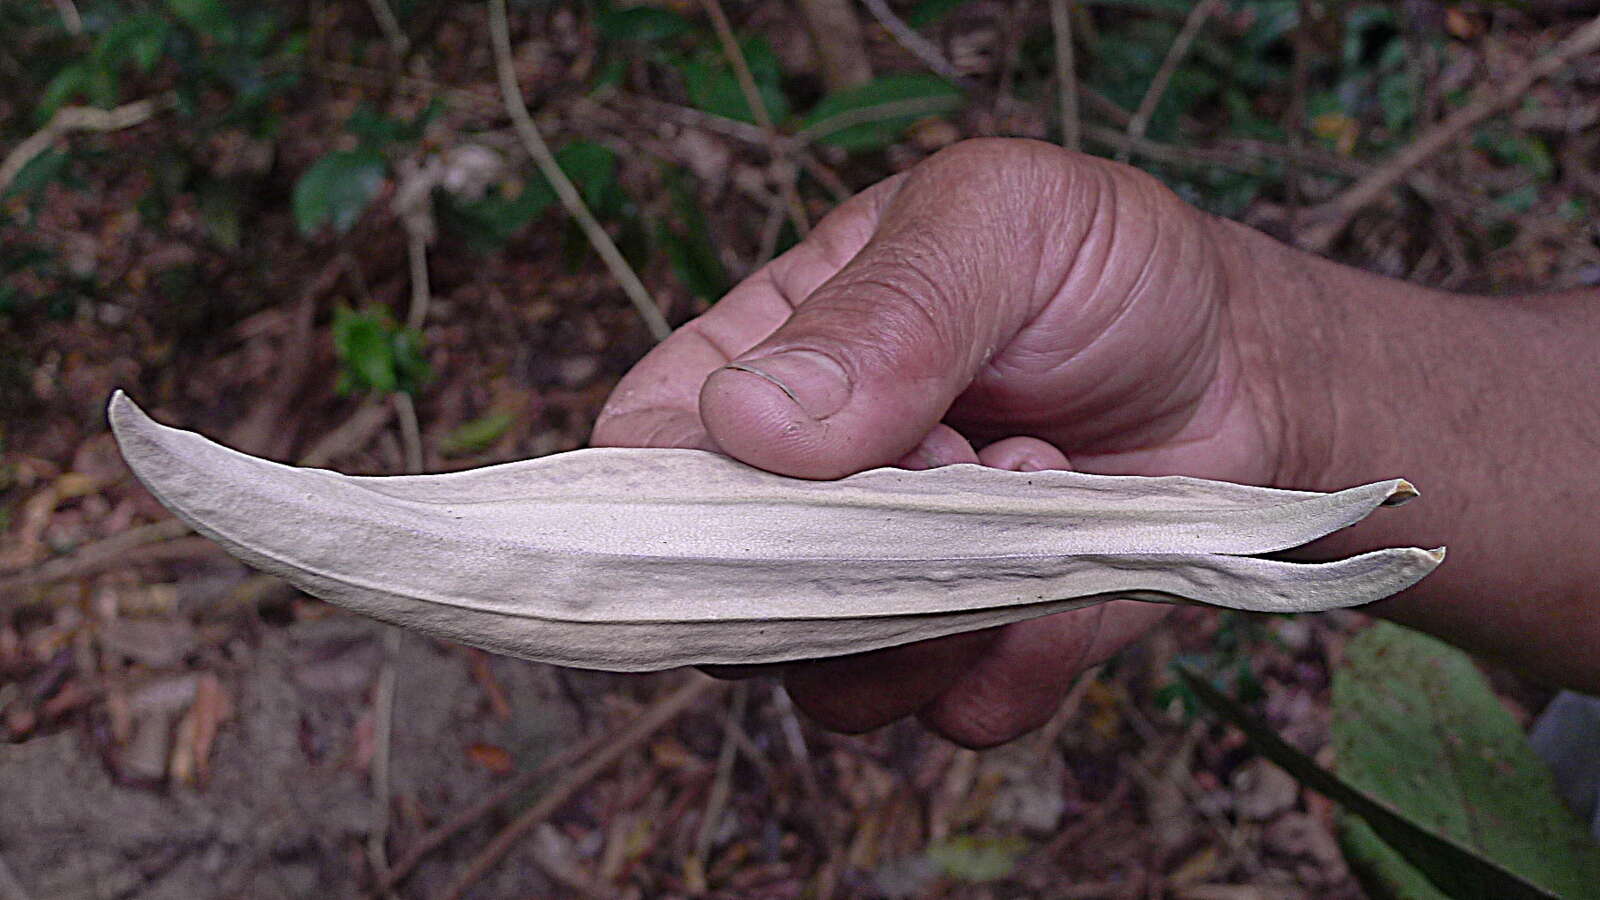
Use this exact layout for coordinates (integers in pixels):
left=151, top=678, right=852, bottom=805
left=593, top=138, right=1299, bottom=746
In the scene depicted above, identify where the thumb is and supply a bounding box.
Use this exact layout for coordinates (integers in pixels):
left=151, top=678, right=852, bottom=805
left=699, top=141, right=1050, bottom=479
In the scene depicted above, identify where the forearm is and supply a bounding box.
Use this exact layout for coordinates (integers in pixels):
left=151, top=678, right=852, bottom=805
left=1225, top=222, right=1600, bottom=691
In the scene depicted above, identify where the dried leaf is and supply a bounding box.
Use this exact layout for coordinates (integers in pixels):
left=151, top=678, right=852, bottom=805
left=109, top=392, right=1443, bottom=672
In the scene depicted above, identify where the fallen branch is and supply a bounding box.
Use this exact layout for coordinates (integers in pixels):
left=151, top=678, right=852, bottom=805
left=436, top=673, right=725, bottom=900
left=1300, top=12, right=1600, bottom=252
left=487, top=0, right=671, bottom=342
left=1, top=95, right=171, bottom=194
left=1122, top=0, right=1219, bottom=163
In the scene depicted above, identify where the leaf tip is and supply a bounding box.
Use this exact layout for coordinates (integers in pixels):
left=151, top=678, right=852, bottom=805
left=1383, top=479, right=1420, bottom=506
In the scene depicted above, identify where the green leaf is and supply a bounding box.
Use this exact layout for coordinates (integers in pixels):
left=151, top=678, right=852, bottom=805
left=439, top=411, right=516, bottom=456
left=598, top=6, right=694, bottom=42
left=437, top=141, right=617, bottom=253
left=38, top=62, right=90, bottom=121
left=907, top=0, right=973, bottom=28
left=198, top=180, right=244, bottom=250
left=657, top=172, right=729, bottom=303
left=1177, top=665, right=1565, bottom=900
left=1331, top=623, right=1600, bottom=899
left=347, top=100, right=443, bottom=150
left=1, top=149, right=69, bottom=201
left=95, top=13, right=172, bottom=73
left=165, top=0, right=232, bottom=40
left=1340, top=815, right=1451, bottom=900
left=555, top=140, right=619, bottom=211
left=390, top=326, right=431, bottom=395
left=437, top=185, right=553, bottom=253
left=799, top=74, right=961, bottom=152
left=925, top=835, right=1029, bottom=882
left=333, top=306, right=423, bottom=395
left=683, top=38, right=789, bottom=125
left=293, top=149, right=386, bottom=236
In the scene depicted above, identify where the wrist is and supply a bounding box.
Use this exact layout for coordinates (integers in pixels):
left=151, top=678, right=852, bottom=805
left=1208, top=217, right=1354, bottom=491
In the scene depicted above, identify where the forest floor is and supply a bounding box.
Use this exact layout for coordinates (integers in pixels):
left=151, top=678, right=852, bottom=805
left=2, top=1, right=1598, bottom=897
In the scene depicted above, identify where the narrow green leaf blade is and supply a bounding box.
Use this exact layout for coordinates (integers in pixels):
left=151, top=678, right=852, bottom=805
left=798, top=74, right=961, bottom=152
left=1176, top=665, right=1561, bottom=900
left=1332, top=623, right=1600, bottom=899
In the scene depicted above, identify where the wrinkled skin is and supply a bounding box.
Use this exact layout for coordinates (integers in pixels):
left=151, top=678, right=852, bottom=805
left=592, top=138, right=1292, bottom=747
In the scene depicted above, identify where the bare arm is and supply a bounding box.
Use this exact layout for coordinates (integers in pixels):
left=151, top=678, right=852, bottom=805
left=1224, top=220, right=1600, bottom=691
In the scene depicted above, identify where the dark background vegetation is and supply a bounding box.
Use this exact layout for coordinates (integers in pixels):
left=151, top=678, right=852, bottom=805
left=2, top=0, right=1598, bottom=896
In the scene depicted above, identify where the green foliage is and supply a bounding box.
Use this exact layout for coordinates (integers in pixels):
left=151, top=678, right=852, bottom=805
left=1, top=149, right=73, bottom=212
left=681, top=37, right=789, bottom=125
left=907, top=0, right=973, bottom=28
left=292, top=103, right=441, bottom=239
left=439, top=412, right=517, bottom=456
left=1331, top=623, right=1600, bottom=899
left=924, top=835, right=1030, bottom=882
left=293, top=149, right=387, bottom=237
left=332, top=307, right=430, bottom=396
left=657, top=171, right=729, bottom=303
left=348, top=100, right=444, bottom=150
left=1476, top=126, right=1556, bottom=182
left=437, top=184, right=556, bottom=254
left=436, top=139, right=627, bottom=255
left=800, top=74, right=962, bottom=152
left=1179, top=664, right=1566, bottom=900
left=597, top=5, right=696, bottom=43
left=1153, top=610, right=1270, bottom=718
left=198, top=179, right=245, bottom=249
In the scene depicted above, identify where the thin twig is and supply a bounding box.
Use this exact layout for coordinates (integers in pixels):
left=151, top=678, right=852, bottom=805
left=1121, top=0, right=1219, bottom=163
left=993, top=0, right=1028, bottom=125
left=0, top=96, right=171, bottom=193
left=1302, top=12, right=1600, bottom=252
left=392, top=393, right=423, bottom=476
left=379, top=723, right=615, bottom=891
left=437, top=674, right=725, bottom=900
left=795, top=0, right=873, bottom=91
left=298, top=401, right=394, bottom=469
left=796, top=151, right=852, bottom=204
left=691, top=683, right=748, bottom=869
left=769, top=682, right=821, bottom=805
left=315, top=61, right=502, bottom=114
left=403, top=223, right=431, bottom=334
left=755, top=198, right=788, bottom=272
left=0, top=519, right=192, bottom=595
left=770, top=683, right=839, bottom=900
left=1049, top=0, right=1080, bottom=151
left=50, top=0, right=81, bottom=34
left=699, top=0, right=810, bottom=237
left=488, top=0, right=671, bottom=342
left=368, top=627, right=402, bottom=894
left=861, top=0, right=964, bottom=82
left=364, top=0, right=410, bottom=60
left=371, top=219, right=430, bottom=889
